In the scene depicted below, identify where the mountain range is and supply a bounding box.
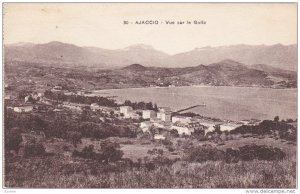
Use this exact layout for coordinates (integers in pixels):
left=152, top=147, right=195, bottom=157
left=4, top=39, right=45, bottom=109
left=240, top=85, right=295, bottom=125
left=4, top=41, right=297, bottom=71
left=117, top=60, right=296, bottom=88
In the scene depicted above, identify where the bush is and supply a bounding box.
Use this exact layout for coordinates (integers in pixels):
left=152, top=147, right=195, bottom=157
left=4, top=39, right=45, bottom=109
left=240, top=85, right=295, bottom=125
left=73, top=141, right=124, bottom=164
left=186, top=144, right=225, bottom=162
left=100, top=141, right=124, bottom=163
left=23, top=143, right=46, bottom=157
left=230, top=120, right=296, bottom=142
left=185, top=144, right=286, bottom=163
left=238, top=144, right=286, bottom=161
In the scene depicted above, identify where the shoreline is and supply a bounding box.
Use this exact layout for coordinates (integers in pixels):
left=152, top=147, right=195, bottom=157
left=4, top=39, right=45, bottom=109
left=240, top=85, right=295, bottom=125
left=88, top=85, right=297, bottom=122
left=93, top=85, right=298, bottom=93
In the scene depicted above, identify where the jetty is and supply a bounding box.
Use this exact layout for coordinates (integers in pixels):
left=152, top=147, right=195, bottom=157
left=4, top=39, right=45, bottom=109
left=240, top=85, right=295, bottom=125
left=175, top=104, right=206, bottom=113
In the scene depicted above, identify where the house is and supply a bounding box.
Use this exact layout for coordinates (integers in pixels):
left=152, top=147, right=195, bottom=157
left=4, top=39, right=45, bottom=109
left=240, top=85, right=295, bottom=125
left=154, top=134, right=166, bottom=140
left=142, top=110, right=157, bottom=119
left=24, top=95, right=31, bottom=103
left=172, top=116, right=192, bottom=124
left=37, top=93, right=44, bottom=97
left=120, top=106, right=133, bottom=117
left=171, top=121, right=205, bottom=135
left=156, top=107, right=172, bottom=122
left=90, top=103, right=101, bottom=111
left=4, top=95, right=11, bottom=100
left=53, top=85, right=63, bottom=90
left=140, top=121, right=153, bottom=132
left=40, top=98, right=52, bottom=105
left=77, top=91, right=84, bottom=96
left=160, top=111, right=172, bottom=122
left=125, top=112, right=140, bottom=119
left=220, top=123, right=241, bottom=131
left=64, top=91, right=76, bottom=96
left=62, top=102, right=88, bottom=111
left=150, top=119, right=172, bottom=130
left=13, top=106, right=33, bottom=113
left=51, top=86, right=63, bottom=93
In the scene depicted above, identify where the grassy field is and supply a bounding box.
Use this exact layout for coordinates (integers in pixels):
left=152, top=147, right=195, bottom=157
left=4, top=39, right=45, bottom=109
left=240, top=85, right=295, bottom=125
left=5, top=156, right=296, bottom=188
left=5, top=135, right=296, bottom=188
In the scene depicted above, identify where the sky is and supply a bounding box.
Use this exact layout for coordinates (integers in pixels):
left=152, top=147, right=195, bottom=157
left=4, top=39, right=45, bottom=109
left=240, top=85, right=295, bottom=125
left=3, top=3, right=297, bottom=54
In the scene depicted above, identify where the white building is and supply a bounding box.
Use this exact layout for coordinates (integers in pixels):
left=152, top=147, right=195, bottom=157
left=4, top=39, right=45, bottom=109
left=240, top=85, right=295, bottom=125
left=172, top=116, right=192, bottom=124
left=140, top=121, right=153, bottom=132
left=142, top=110, right=157, bottom=119
left=120, top=106, right=133, bottom=117
left=90, top=103, right=101, bottom=111
left=14, top=106, right=33, bottom=113
left=64, top=91, right=76, bottom=96
left=24, top=96, right=31, bottom=103
left=53, top=86, right=63, bottom=90
left=125, top=112, right=140, bottom=119
left=171, top=122, right=204, bottom=135
left=220, top=123, right=241, bottom=131
left=154, top=134, right=166, bottom=140
left=37, top=93, right=44, bottom=97
left=160, top=111, right=172, bottom=122
left=62, top=102, right=88, bottom=111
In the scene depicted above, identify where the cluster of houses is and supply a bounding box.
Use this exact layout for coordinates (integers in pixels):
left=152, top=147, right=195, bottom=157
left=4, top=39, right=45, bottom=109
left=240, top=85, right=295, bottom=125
left=6, top=85, right=248, bottom=139
left=139, top=109, right=207, bottom=137
left=136, top=106, right=245, bottom=138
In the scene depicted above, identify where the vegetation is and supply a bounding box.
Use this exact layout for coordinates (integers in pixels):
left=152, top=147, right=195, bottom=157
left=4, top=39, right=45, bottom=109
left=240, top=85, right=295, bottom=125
left=124, top=100, right=158, bottom=111
left=4, top=155, right=296, bottom=188
left=23, top=143, right=46, bottom=158
left=44, top=90, right=118, bottom=107
left=230, top=118, right=296, bottom=142
left=185, top=144, right=286, bottom=163
left=5, top=127, right=23, bottom=154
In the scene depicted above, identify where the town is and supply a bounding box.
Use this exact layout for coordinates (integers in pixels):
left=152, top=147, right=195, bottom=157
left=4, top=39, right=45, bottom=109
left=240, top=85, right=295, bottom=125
left=6, top=84, right=258, bottom=141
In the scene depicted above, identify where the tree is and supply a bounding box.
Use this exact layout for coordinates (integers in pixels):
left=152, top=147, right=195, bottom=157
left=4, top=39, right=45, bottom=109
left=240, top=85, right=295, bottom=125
left=274, top=116, right=280, bottom=122
left=153, top=104, right=158, bottom=111
left=100, top=141, right=124, bottom=163
left=214, top=124, right=222, bottom=134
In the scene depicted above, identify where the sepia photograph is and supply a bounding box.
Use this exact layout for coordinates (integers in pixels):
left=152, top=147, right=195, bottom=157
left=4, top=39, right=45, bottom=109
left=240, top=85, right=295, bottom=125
left=2, top=2, right=298, bottom=190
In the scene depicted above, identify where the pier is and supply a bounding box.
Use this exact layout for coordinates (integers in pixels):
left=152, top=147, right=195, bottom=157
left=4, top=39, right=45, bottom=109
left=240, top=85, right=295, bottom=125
left=175, top=104, right=206, bottom=113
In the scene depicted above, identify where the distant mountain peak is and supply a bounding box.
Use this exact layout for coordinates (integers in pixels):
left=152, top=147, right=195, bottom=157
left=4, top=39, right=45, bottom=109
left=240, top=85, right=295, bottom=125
left=123, top=44, right=154, bottom=51
left=41, top=41, right=78, bottom=48
left=122, top=64, right=147, bottom=71
left=209, top=59, right=245, bottom=69
left=219, top=59, right=242, bottom=64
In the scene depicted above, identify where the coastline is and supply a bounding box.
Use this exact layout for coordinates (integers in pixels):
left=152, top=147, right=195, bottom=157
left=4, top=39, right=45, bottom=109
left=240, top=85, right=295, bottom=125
left=89, top=85, right=297, bottom=122
left=93, top=85, right=298, bottom=93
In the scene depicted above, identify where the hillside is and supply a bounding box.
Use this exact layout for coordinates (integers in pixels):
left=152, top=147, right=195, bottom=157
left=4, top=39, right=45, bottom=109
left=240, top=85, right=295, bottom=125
left=4, top=42, right=297, bottom=71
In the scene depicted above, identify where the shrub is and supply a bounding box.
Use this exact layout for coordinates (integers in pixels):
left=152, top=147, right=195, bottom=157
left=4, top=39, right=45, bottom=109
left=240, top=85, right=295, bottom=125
left=186, top=144, right=225, bottom=162
left=23, top=143, right=46, bottom=157
left=185, top=144, right=286, bottom=163
left=73, top=141, right=124, bottom=164
left=100, top=141, right=124, bottom=163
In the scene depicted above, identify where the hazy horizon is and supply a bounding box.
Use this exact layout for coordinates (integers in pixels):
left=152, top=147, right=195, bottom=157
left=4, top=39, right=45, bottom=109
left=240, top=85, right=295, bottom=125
left=5, top=40, right=297, bottom=55
left=3, top=3, right=297, bottom=54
